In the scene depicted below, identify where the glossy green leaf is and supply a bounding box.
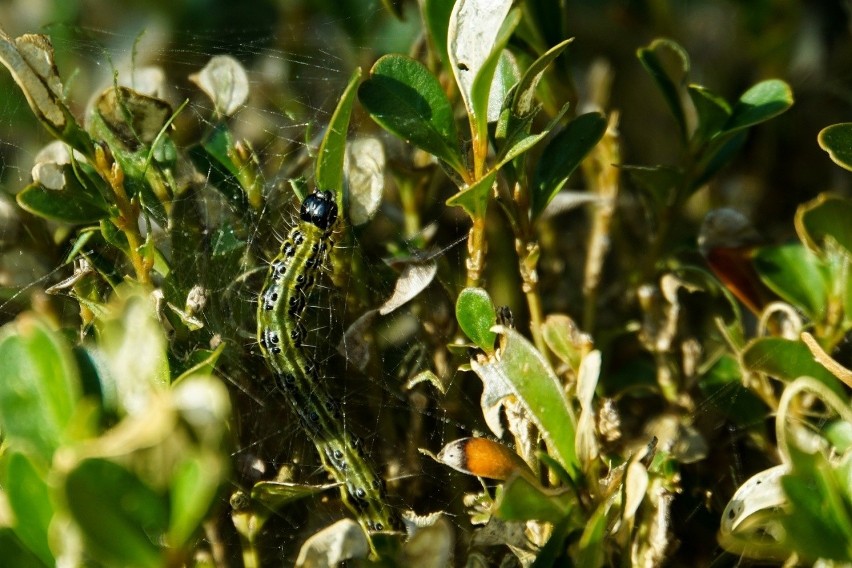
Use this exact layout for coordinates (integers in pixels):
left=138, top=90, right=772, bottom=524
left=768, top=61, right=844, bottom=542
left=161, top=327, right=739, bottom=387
left=65, top=458, right=167, bottom=568
left=688, top=84, right=731, bottom=142
left=17, top=176, right=108, bottom=223
left=455, top=287, right=497, bottom=351
left=169, top=456, right=222, bottom=546
left=637, top=38, right=690, bottom=139
left=722, top=79, right=793, bottom=134
left=494, top=474, right=577, bottom=523
left=445, top=168, right=497, bottom=218
left=358, top=55, right=466, bottom=176
left=472, top=326, right=578, bottom=475
left=819, top=123, right=852, bottom=172
left=753, top=243, right=828, bottom=319
left=316, top=67, right=362, bottom=203
left=3, top=451, right=53, bottom=566
left=0, top=315, right=80, bottom=461
left=495, top=101, right=570, bottom=168
left=795, top=194, right=852, bottom=258
left=781, top=445, right=852, bottom=563
left=0, top=529, right=47, bottom=568
left=742, top=337, right=843, bottom=394
left=512, top=37, right=574, bottom=116
left=541, top=314, right=583, bottom=370
left=531, top=112, right=606, bottom=218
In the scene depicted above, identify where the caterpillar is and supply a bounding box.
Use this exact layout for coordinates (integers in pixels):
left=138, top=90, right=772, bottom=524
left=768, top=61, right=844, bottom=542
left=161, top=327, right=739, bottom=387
left=256, top=190, right=398, bottom=542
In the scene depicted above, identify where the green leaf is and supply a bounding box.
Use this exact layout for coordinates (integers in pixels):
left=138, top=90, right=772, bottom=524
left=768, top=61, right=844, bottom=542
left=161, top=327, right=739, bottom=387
left=169, top=456, right=222, bottom=546
left=0, top=529, right=48, bottom=568
left=692, top=129, right=748, bottom=189
left=637, top=38, right=690, bottom=139
left=753, top=243, right=829, bottom=319
left=531, top=112, right=606, bottom=218
left=495, top=101, right=571, bottom=168
left=422, top=0, right=455, bottom=68
left=688, top=84, right=731, bottom=143
left=455, top=287, right=497, bottom=351
left=742, top=337, right=843, bottom=395
left=17, top=165, right=109, bottom=223
left=795, top=193, right=852, bottom=258
left=98, top=294, right=170, bottom=409
left=359, top=55, right=466, bottom=176
left=722, top=79, right=793, bottom=134
left=494, top=474, right=578, bottom=523
left=781, top=446, right=852, bottom=563
left=316, top=67, right=362, bottom=204
left=3, top=451, right=54, bottom=566
left=512, top=38, right=574, bottom=116
left=65, top=458, right=167, bottom=568
left=252, top=480, right=336, bottom=512
left=575, top=501, right=608, bottom=567
left=446, top=168, right=497, bottom=218
left=0, top=315, right=80, bottom=461
left=472, top=326, right=578, bottom=476
left=819, top=123, right=852, bottom=172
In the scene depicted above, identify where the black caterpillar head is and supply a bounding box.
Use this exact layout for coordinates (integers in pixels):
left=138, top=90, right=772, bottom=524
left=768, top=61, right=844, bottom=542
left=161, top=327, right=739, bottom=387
left=300, top=190, right=338, bottom=230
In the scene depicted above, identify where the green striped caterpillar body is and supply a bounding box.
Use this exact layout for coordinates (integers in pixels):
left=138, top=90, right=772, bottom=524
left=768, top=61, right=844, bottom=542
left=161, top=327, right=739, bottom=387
left=257, top=190, right=397, bottom=538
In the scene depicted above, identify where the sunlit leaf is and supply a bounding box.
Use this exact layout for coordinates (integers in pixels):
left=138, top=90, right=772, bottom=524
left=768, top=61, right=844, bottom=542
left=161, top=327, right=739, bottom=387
left=0, top=314, right=80, bottom=461
left=359, top=55, right=466, bottom=176
left=819, top=123, right=852, bottom=172
left=722, top=79, right=793, bottom=134
left=446, top=168, right=497, bottom=218
left=795, top=193, right=852, bottom=258
left=688, top=83, right=731, bottom=142
left=472, top=326, right=578, bottom=475
left=742, top=337, right=843, bottom=395
left=718, top=465, right=788, bottom=559
left=753, top=243, right=828, bottom=320
left=512, top=37, right=574, bottom=116
left=65, top=458, right=168, bottom=568
left=455, top=287, right=497, bottom=351
left=3, top=451, right=53, bottom=566
left=189, top=55, right=249, bottom=117
left=494, top=473, right=577, bottom=523
left=316, top=67, right=361, bottom=202
left=448, top=0, right=514, bottom=125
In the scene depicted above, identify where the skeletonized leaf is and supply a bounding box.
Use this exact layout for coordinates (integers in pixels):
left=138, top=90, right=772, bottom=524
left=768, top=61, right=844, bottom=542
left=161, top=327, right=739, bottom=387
left=0, top=30, right=65, bottom=129
left=345, top=136, right=385, bottom=225
left=190, top=55, right=249, bottom=117
left=448, top=0, right=513, bottom=122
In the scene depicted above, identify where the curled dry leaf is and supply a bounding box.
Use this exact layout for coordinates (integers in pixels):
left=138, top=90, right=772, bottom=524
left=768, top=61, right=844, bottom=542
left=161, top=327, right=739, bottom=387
left=295, top=518, right=370, bottom=568
left=190, top=54, right=249, bottom=117
left=0, top=29, right=66, bottom=129
left=378, top=260, right=438, bottom=315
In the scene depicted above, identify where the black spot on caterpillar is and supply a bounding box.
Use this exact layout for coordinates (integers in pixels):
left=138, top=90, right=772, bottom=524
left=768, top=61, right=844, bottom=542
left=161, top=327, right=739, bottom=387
left=256, top=190, right=397, bottom=542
